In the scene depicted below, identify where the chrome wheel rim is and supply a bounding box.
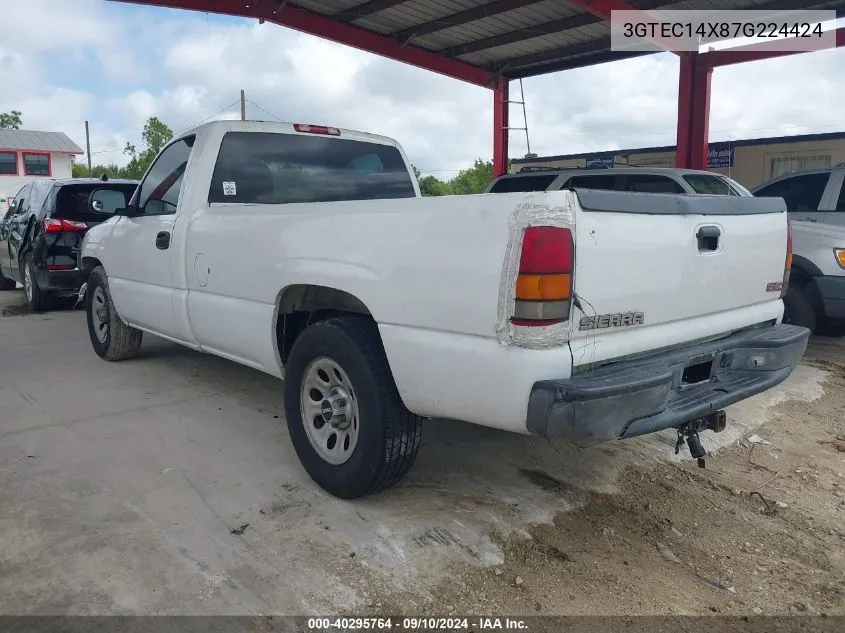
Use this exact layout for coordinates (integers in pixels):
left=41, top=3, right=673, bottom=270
left=24, top=265, right=32, bottom=301
left=300, top=357, right=359, bottom=465
left=91, top=287, right=109, bottom=343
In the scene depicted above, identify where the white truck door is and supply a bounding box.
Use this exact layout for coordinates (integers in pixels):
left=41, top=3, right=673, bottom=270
left=107, top=137, right=194, bottom=338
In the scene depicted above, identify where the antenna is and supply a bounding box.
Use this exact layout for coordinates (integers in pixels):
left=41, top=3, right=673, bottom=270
left=508, top=79, right=535, bottom=158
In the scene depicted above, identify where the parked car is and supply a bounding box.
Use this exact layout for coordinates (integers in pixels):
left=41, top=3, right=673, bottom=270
left=0, top=177, right=139, bottom=310
left=78, top=121, right=808, bottom=498
left=485, top=166, right=753, bottom=196
left=752, top=165, right=845, bottom=331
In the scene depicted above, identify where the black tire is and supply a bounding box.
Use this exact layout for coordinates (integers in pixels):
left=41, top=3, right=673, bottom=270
left=85, top=266, right=143, bottom=361
left=782, top=282, right=817, bottom=332
left=22, top=256, right=51, bottom=311
left=0, top=276, right=14, bottom=291
left=283, top=316, right=422, bottom=499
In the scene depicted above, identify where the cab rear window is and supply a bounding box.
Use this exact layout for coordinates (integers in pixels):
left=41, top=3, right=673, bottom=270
left=208, top=131, right=416, bottom=204
left=684, top=174, right=744, bottom=196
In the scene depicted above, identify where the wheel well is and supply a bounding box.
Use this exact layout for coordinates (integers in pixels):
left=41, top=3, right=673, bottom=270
left=275, top=285, right=373, bottom=365
left=80, top=257, right=103, bottom=274
left=789, top=265, right=825, bottom=318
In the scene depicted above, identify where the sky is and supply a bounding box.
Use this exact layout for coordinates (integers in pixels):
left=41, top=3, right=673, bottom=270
left=1, top=0, right=844, bottom=178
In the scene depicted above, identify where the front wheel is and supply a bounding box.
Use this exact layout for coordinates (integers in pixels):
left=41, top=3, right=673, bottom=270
left=283, top=316, right=422, bottom=499
left=85, top=266, right=143, bottom=361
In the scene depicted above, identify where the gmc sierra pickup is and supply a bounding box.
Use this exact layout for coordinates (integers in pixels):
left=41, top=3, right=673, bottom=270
left=78, top=120, right=810, bottom=498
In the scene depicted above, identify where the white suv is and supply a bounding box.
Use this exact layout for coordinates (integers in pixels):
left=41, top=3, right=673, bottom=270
left=753, top=165, right=845, bottom=331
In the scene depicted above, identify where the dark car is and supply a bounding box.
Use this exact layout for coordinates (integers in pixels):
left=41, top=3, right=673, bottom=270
left=0, top=177, right=139, bottom=310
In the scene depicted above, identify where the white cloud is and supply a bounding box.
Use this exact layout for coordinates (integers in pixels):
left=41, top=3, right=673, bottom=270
left=1, top=0, right=844, bottom=176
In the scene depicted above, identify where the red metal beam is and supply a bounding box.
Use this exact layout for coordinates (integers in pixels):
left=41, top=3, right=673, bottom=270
left=563, top=0, right=681, bottom=54
left=108, top=0, right=496, bottom=87
left=493, top=77, right=509, bottom=178
left=702, top=25, right=845, bottom=67
left=674, top=52, right=711, bottom=170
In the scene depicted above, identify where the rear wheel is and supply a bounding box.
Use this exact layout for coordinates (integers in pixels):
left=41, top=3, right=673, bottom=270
left=283, top=316, right=422, bottom=499
left=22, top=256, right=51, bottom=311
left=782, top=282, right=817, bottom=332
left=86, top=266, right=143, bottom=361
left=0, top=271, right=14, bottom=291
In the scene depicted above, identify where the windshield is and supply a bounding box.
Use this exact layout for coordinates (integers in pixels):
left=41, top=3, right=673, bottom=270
left=683, top=174, right=750, bottom=197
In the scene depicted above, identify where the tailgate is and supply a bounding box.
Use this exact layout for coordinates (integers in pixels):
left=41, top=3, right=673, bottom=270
left=570, top=190, right=788, bottom=362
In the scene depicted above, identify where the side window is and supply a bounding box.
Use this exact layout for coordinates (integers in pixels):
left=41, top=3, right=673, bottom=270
left=11, top=184, right=32, bottom=215
left=623, top=174, right=685, bottom=194
left=565, top=175, right=617, bottom=190
left=136, top=136, right=194, bottom=215
left=835, top=179, right=845, bottom=212
left=754, top=173, right=829, bottom=213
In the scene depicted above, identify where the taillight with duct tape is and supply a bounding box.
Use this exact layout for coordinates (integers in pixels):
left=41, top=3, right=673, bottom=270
left=781, top=220, right=792, bottom=298
left=512, top=226, right=573, bottom=327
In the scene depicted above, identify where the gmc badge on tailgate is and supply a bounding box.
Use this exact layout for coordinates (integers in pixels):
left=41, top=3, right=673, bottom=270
left=579, top=312, right=645, bottom=330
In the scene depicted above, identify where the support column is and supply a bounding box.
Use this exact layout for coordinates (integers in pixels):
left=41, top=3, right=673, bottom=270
left=675, top=52, right=712, bottom=169
left=493, top=76, right=509, bottom=178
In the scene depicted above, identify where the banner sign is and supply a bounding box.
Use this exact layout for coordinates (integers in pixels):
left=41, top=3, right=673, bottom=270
left=707, top=143, right=734, bottom=168
left=584, top=154, right=615, bottom=168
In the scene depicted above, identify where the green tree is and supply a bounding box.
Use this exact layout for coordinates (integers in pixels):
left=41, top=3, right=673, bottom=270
left=72, top=162, right=125, bottom=178
left=418, top=175, right=452, bottom=196
left=412, top=159, right=498, bottom=196
left=412, top=164, right=452, bottom=196
left=0, top=110, right=23, bottom=129
left=448, top=159, right=494, bottom=195
left=122, top=116, right=173, bottom=179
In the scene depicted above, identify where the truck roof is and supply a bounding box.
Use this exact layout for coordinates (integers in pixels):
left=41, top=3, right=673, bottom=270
left=177, top=119, right=400, bottom=148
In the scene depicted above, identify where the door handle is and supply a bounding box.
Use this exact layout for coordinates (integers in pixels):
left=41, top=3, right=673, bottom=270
left=696, top=225, right=720, bottom=252
left=156, top=231, right=171, bottom=250
left=696, top=226, right=721, bottom=239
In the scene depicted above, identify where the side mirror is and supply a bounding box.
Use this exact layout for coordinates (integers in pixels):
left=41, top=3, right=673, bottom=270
left=89, top=188, right=129, bottom=216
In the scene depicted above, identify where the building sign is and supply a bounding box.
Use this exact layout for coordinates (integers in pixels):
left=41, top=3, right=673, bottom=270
left=708, top=143, right=734, bottom=168
left=585, top=154, right=615, bottom=168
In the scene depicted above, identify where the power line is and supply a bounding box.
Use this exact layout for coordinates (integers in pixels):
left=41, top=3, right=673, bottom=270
left=246, top=99, right=287, bottom=123
left=173, top=99, right=241, bottom=135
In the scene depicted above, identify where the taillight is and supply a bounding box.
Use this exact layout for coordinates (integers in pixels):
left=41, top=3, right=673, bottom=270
left=781, top=220, right=792, bottom=298
left=293, top=124, right=340, bottom=136
left=43, top=219, right=88, bottom=233
left=512, top=226, right=574, bottom=327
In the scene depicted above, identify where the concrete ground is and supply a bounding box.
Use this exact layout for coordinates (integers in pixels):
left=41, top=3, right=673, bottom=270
left=0, top=288, right=841, bottom=615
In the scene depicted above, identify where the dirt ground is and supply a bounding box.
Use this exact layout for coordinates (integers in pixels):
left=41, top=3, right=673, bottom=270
left=1, top=287, right=843, bottom=619
left=371, top=357, right=845, bottom=618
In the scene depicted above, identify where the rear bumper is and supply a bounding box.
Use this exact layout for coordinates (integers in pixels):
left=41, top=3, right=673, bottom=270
left=811, top=275, right=845, bottom=320
left=526, top=323, right=810, bottom=441
left=34, top=268, right=87, bottom=294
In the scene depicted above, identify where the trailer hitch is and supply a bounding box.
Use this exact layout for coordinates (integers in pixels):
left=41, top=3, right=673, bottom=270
left=674, top=410, right=727, bottom=469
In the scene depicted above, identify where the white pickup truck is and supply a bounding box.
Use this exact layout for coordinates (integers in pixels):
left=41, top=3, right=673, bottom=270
left=78, top=120, right=809, bottom=498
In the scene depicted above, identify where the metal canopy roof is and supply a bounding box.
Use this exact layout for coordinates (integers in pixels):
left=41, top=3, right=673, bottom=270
left=121, top=0, right=845, bottom=85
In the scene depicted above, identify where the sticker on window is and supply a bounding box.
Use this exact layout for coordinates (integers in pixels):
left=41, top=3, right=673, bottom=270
left=222, top=181, right=237, bottom=196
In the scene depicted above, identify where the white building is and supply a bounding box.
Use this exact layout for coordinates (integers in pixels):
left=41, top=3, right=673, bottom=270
left=0, top=129, right=84, bottom=213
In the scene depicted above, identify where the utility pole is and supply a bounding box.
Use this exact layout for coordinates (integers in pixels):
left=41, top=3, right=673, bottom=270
left=240, top=90, right=246, bottom=121
left=84, top=121, right=92, bottom=176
